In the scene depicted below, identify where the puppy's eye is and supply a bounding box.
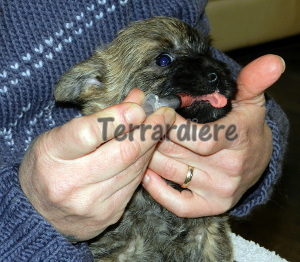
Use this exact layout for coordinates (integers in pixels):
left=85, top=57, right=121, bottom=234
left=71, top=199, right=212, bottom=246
left=156, top=53, right=174, bottom=67
left=208, top=72, right=218, bottom=83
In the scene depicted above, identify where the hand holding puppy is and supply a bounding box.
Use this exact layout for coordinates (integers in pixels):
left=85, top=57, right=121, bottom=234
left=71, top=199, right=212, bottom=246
left=19, top=91, right=175, bottom=241
left=144, top=54, right=285, bottom=217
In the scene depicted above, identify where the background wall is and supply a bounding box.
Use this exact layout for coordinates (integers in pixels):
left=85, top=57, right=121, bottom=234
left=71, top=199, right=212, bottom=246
left=206, top=0, right=300, bottom=51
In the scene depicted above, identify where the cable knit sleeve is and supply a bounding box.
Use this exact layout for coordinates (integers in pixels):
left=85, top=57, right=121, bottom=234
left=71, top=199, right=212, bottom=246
left=0, top=166, right=93, bottom=261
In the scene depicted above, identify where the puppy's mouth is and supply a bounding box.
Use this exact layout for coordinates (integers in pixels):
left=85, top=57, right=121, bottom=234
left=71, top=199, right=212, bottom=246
left=177, top=91, right=228, bottom=109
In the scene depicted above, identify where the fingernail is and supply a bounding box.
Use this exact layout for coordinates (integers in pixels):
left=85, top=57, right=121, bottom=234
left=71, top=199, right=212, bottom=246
left=124, top=104, right=145, bottom=124
left=157, top=107, right=176, bottom=123
left=143, top=174, right=150, bottom=184
left=279, top=56, right=286, bottom=73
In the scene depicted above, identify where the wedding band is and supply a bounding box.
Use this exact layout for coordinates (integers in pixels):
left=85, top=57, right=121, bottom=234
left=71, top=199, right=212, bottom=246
left=181, top=165, right=194, bottom=188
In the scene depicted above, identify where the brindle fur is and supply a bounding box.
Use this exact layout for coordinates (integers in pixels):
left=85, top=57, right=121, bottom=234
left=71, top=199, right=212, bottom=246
left=55, top=17, right=236, bottom=262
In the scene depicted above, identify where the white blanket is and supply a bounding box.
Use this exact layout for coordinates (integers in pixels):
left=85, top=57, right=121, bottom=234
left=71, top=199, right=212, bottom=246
left=231, top=233, right=288, bottom=262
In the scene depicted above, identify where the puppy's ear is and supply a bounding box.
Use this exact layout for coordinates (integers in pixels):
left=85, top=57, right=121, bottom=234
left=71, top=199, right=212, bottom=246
left=54, top=56, right=106, bottom=104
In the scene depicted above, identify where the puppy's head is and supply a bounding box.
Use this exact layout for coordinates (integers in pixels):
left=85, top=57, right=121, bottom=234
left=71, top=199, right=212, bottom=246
left=55, top=16, right=236, bottom=122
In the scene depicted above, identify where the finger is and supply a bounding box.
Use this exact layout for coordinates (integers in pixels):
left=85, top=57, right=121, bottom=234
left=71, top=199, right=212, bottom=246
left=149, top=149, right=241, bottom=198
left=166, top=112, right=241, bottom=155
left=105, top=173, right=143, bottom=212
left=44, top=102, right=146, bottom=160
left=123, top=88, right=145, bottom=105
left=89, top=167, right=144, bottom=212
left=142, top=170, right=217, bottom=217
left=236, top=54, right=285, bottom=101
left=88, top=107, right=176, bottom=181
left=70, top=173, right=143, bottom=231
left=98, top=145, right=155, bottom=200
left=148, top=150, right=205, bottom=187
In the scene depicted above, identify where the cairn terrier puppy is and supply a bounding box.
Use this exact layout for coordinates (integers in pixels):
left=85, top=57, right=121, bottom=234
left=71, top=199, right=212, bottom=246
left=55, top=17, right=236, bottom=262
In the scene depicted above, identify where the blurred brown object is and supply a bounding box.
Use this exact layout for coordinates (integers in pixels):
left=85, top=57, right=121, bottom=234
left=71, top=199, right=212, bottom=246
left=206, top=0, right=300, bottom=51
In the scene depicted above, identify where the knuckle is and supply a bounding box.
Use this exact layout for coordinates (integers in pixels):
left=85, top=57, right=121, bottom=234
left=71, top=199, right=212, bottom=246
left=70, top=117, right=99, bottom=149
left=219, top=180, right=237, bottom=198
left=226, top=156, right=244, bottom=175
left=98, top=203, right=119, bottom=223
left=71, top=201, right=92, bottom=217
left=65, top=194, right=94, bottom=217
left=47, top=188, right=64, bottom=204
left=46, top=184, right=65, bottom=204
left=47, top=180, right=76, bottom=204
left=93, top=209, right=122, bottom=227
left=197, top=140, right=217, bottom=155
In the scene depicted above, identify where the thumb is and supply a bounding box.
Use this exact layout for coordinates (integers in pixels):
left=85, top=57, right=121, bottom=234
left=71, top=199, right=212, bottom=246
left=236, top=54, right=285, bottom=101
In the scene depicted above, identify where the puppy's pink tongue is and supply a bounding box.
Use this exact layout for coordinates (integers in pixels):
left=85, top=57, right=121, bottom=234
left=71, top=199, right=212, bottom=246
left=178, top=92, right=228, bottom=108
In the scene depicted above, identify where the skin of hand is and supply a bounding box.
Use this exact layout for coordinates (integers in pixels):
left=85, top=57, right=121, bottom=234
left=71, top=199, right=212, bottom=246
left=142, top=54, right=286, bottom=217
left=19, top=91, right=176, bottom=241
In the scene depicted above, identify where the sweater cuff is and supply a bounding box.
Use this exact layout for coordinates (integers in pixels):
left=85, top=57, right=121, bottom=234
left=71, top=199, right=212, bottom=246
left=230, top=97, right=289, bottom=216
left=0, top=165, right=93, bottom=261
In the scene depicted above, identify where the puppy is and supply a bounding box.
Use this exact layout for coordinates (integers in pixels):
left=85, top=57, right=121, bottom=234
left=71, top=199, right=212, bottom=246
left=55, top=16, right=236, bottom=262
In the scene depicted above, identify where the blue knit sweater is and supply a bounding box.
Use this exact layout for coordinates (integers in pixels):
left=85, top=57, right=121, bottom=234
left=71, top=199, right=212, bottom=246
left=0, top=0, right=289, bottom=261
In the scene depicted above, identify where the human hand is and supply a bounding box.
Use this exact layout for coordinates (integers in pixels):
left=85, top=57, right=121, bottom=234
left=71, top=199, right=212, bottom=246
left=143, top=54, right=285, bottom=217
left=19, top=90, right=176, bottom=241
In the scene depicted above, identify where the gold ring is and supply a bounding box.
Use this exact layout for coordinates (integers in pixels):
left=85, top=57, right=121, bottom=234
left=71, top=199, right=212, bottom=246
left=181, top=165, right=194, bottom=188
